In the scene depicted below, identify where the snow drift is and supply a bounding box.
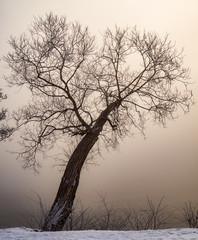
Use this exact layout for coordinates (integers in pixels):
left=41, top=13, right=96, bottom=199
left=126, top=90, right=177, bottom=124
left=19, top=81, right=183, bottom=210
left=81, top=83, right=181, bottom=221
left=0, top=227, right=198, bottom=240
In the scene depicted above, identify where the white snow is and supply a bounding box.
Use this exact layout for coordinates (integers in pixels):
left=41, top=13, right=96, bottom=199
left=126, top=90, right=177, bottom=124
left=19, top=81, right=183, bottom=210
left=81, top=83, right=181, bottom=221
left=0, top=227, right=198, bottom=240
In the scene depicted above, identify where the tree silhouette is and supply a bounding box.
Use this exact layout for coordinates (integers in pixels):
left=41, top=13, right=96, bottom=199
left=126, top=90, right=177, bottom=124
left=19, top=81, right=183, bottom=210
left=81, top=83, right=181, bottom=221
left=4, top=13, right=192, bottom=231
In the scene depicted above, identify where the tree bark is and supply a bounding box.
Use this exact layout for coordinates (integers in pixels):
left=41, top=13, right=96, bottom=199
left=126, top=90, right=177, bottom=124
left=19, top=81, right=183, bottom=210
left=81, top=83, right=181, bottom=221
left=42, top=100, right=120, bottom=231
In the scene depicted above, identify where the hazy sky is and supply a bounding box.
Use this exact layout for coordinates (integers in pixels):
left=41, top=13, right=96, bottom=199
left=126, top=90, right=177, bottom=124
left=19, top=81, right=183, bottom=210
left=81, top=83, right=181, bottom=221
left=0, top=0, right=198, bottom=222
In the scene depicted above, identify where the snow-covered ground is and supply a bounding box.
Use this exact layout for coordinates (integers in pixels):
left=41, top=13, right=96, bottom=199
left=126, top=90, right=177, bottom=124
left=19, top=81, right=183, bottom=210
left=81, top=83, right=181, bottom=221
left=0, top=227, right=198, bottom=240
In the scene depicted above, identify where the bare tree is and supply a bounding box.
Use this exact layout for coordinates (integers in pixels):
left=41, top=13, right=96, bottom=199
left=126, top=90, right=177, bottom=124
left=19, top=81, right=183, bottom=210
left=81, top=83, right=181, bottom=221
left=95, top=192, right=129, bottom=230
left=66, top=194, right=170, bottom=230
left=16, top=192, right=49, bottom=230
left=3, top=13, right=192, bottom=231
left=65, top=192, right=130, bottom=230
left=142, top=195, right=170, bottom=229
left=123, top=196, right=171, bottom=230
left=64, top=199, right=97, bottom=230
left=0, top=89, right=13, bottom=141
left=179, top=200, right=198, bottom=228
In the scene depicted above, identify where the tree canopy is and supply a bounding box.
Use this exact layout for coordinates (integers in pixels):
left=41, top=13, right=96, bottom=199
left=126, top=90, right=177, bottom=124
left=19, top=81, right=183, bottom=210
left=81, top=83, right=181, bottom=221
left=4, top=13, right=192, bottom=171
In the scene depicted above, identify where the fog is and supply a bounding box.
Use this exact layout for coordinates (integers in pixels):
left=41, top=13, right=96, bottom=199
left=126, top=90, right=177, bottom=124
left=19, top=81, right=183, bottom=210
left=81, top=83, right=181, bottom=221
left=0, top=0, right=198, bottom=227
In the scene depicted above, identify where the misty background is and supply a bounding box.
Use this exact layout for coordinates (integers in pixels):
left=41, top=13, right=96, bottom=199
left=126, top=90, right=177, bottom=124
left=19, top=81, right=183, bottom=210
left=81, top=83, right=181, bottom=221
left=0, top=0, right=198, bottom=227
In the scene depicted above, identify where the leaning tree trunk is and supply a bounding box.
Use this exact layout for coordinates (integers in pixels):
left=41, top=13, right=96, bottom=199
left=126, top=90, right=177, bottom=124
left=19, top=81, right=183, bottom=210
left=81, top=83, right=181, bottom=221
left=42, top=100, right=120, bottom=231
left=42, top=130, right=99, bottom=231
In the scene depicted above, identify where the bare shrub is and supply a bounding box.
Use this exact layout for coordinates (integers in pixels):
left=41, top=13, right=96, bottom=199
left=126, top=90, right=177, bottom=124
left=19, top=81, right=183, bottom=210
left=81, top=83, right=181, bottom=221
left=16, top=193, right=173, bottom=230
left=17, top=192, right=49, bottom=230
left=122, top=196, right=171, bottom=230
left=178, top=200, right=198, bottom=228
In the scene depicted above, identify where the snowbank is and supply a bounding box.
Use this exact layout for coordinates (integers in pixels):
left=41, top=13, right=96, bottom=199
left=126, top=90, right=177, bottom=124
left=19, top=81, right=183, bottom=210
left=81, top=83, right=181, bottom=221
left=0, top=227, right=198, bottom=240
